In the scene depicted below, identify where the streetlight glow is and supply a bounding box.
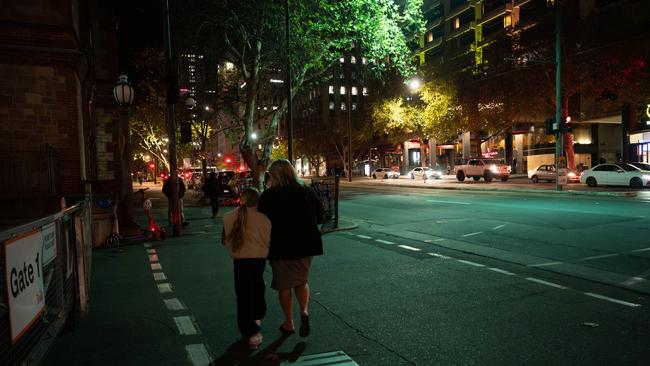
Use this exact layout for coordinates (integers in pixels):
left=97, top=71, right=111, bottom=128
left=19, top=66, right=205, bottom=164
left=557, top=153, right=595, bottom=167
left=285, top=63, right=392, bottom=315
left=408, top=78, right=421, bottom=92
left=251, top=132, right=258, bottom=140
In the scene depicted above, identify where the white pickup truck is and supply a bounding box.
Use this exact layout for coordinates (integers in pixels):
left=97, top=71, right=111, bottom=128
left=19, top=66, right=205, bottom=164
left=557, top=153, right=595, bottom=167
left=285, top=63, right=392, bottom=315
left=454, top=159, right=511, bottom=182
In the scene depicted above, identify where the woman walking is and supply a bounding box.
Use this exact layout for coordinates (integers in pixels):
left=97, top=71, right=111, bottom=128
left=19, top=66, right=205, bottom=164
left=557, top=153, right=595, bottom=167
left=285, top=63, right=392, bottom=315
left=258, top=159, right=324, bottom=337
left=222, top=188, right=272, bottom=349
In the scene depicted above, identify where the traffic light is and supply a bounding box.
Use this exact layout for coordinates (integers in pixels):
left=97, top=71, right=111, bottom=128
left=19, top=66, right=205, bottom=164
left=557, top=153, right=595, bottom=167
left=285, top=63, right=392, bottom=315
left=225, top=157, right=232, bottom=164
left=149, top=163, right=155, bottom=170
left=544, top=118, right=556, bottom=135
left=180, top=121, right=192, bottom=143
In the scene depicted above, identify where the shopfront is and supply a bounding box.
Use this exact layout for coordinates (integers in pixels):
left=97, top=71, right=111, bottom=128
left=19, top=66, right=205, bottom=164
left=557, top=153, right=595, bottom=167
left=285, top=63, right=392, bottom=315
left=629, top=131, right=650, bottom=163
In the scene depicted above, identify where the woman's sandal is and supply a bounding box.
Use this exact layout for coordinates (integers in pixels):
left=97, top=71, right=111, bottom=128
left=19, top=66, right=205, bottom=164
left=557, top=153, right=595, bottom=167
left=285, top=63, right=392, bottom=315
left=279, top=325, right=295, bottom=334
left=299, top=314, right=310, bottom=337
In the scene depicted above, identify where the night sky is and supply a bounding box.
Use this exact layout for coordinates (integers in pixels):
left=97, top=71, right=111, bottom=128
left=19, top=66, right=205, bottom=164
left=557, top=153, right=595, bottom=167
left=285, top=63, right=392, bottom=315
left=116, top=0, right=162, bottom=78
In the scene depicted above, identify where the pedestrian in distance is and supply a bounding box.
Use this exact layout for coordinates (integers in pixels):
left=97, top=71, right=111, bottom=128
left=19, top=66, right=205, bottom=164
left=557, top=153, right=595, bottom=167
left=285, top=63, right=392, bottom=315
left=222, top=188, right=272, bottom=350
left=258, top=159, right=324, bottom=338
left=202, top=171, right=221, bottom=218
left=137, top=171, right=143, bottom=186
left=162, top=172, right=188, bottom=227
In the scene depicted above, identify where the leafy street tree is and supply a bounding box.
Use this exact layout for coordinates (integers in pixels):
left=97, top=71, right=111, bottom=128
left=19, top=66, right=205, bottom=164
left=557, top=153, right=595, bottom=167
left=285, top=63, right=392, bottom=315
left=175, top=0, right=424, bottom=189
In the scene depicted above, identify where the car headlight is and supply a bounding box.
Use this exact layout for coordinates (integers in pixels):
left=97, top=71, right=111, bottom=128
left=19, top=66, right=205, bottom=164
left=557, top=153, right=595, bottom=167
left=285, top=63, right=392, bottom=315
left=568, top=172, right=576, bottom=177
left=490, top=165, right=499, bottom=173
left=643, top=175, right=650, bottom=180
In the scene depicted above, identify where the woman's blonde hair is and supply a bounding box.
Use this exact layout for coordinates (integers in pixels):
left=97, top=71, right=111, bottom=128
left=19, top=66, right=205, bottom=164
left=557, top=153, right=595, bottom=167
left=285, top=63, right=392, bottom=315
left=267, top=159, right=303, bottom=188
left=227, top=188, right=260, bottom=253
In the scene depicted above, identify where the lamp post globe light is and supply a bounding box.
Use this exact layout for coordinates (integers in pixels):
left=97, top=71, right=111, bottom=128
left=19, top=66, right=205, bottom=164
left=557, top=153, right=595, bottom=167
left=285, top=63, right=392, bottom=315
left=408, top=77, right=421, bottom=92
left=113, top=74, right=139, bottom=237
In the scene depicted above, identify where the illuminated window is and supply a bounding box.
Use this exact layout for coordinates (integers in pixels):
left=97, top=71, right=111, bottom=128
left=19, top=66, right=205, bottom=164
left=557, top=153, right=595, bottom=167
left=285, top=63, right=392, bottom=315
left=352, top=103, right=357, bottom=110
left=329, top=85, right=334, bottom=94
left=351, top=56, right=357, bottom=64
left=351, top=86, right=358, bottom=95
left=362, top=87, right=369, bottom=96
left=504, top=14, right=512, bottom=27
left=361, top=57, right=367, bottom=64
left=329, top=101, right=334, bottom=110
left=340, top=86, right=346, bottom=95
left=341, top=102, right=346, bottom=111
left=339, top=56, right=345, bottom=63
left=427, top=32, right=434, bottom=43
left=454, top=18, right=460, bottom=29
left=225, top=62, right=234, bottom=70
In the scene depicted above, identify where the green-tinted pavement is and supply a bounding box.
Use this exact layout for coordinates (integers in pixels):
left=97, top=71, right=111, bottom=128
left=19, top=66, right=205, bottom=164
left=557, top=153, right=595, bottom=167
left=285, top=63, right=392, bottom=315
left=42, top=194, right=368, bottom=366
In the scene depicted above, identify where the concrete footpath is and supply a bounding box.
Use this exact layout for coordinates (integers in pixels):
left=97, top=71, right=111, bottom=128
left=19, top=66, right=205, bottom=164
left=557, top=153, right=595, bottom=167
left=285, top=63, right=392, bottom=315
left=42, top=190, right=364, bottom=366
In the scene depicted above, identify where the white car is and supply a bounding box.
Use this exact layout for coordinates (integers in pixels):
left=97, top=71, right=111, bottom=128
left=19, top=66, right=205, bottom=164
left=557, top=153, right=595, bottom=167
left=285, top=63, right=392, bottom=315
left=580, top=163, right=650, bottom=188
left=528, top=164, right=579, bottom=183
left=408, top=167, right=442, bottom=180
left=371, top=168, right=400, bottom=179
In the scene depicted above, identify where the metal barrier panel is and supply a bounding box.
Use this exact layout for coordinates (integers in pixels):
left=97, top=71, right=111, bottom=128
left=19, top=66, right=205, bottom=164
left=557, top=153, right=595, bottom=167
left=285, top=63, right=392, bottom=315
left=310, top=176, right=340, bottom=231
left=0, top=200, right=92, bottom=366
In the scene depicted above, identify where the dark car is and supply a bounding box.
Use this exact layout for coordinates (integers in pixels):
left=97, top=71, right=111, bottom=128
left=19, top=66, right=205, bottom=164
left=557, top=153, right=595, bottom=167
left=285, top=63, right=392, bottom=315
left=218, top=171, right=235, bottom=195
left=228, top=171, right=254, bottom=195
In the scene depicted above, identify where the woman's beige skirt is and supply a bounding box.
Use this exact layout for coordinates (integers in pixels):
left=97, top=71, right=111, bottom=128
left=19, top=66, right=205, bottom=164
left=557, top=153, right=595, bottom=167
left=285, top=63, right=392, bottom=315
left=270, top=257, right=313, bottom=290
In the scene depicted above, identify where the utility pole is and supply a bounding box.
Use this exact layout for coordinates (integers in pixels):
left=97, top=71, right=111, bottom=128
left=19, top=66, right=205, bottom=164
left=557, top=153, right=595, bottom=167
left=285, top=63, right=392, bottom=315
left=347, top=63, right=353, bottom=183
left=285, top=0, right=293, bottom=164
left=554, top=0, right=563, bottom=192
left=163, top=0, right=182, bottom=236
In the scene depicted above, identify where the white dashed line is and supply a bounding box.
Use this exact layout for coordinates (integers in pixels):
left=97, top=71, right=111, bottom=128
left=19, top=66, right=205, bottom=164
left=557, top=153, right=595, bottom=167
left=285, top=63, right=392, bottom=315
left=153, top=272, right=167, bottom=281
left=622, top=276, right=646, bottom=286
left=149, top=254, right=159, bottom=262
left=157, top=283, right=173, bottom=293
left=461, top=232, right=483, bottom=237
left=151, top=263, right=162, bottom=270
left=584, top=292, right=641, bottom=308
left=488, top=267, right=515, bottom=276
left=632, top=247, right=650, bottom=253
left=186, top=344, right=211, bottom=366
left=146, top=249, right=157, bottom=254
left=174, top=316, right=199, bottom=335
left=581, top=253, right=619, bottom=261
left=492, top=224, right=506, bottom=230
left=375, top=239, right=396, bottom=245
left=424, top=238, right=445, bottom=243
left=164, top=298, right=187, bottom=311
left=528, top=261, right=562, bottom=267
left=525, top=277, right=568, bottom=290
left=427, top=253, right=452, bottom=259
left=427, top=200, right=470, bottom=205
left=457, top=259, right=484, bottom=267
left=356, top=235, right=372, bottom=239
left=398, top=245, right=421, bottom=251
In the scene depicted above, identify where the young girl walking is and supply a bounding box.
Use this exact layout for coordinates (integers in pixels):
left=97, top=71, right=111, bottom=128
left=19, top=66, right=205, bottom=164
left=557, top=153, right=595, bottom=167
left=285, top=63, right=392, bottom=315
left=222, top=188, right=272, bottom=349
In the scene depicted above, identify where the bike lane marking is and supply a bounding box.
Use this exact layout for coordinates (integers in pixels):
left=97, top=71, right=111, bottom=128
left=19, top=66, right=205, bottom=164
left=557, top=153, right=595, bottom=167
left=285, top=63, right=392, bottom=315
left=174, top=316, right=200, bottom=335
left=375, top=239, right=395, bottom=245
left=398, top=245, right=421, bottom=251
left=186, top=344, right=211, bottom=366
left=583, top=292, right=641, bottom=308
left=525, top=277, right=569, bottom=290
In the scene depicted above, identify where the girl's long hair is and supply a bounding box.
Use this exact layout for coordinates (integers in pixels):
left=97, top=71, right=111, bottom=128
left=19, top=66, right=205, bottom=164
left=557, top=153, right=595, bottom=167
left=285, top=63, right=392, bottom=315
left=227, top=188, right=260, bottom=253
left=267, top=159, right=303, bottom=188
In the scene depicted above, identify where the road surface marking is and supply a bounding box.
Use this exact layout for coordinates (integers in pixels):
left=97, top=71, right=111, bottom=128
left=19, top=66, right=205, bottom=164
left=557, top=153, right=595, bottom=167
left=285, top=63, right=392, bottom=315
left=174, top=316, right=199, bottom=335
left=525, top=277, right=568, bottom=289
left=457, top=259, right=484, bottom=267
left=356, top=235, right=372, bottom=239
left=146, top=249, right=156, bottom=254
left=427, top=253, right=452, bottom=259
left=292, top=351, right=359, bottom=366
left=186, top=344, right=211, bottom=366
left=148, top=254, right=159, bottom=262
left=584, top=292, right=641, bottom=308
left=375, top=239, right=395, bottom=245
left=157, top=283, right=173, bottom=293
left=488, top=267, right=515, bottom=276
left=398, top=245, right=421, bottom=251
left=151, top=263, right=162, bottom=270
left=164, top=298, right=187, bottom=311
left=492, top=224, right=506, bottom=230
left=424, top=238, right=445, bottom=243
left=622, top=276, right=646, bottom=286
left=427, top=200, right=470, bottom=205
left=144, top=243, right=152, bottom=248
left=345, top=232, right=356, bottom=235
left=632, top=247, right=650, bottom=252
left=581, top=253, right=619, bottom=261
left=528, top=261, right=562, bottom=267
left=462, top=232, right=483, bottom=237
left=153, top=272, right=167, bottom=281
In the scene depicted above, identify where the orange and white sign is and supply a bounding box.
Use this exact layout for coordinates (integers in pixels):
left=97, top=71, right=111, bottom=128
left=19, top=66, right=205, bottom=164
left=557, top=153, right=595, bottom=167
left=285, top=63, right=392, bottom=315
left=4, top=230, right=45, bottom=344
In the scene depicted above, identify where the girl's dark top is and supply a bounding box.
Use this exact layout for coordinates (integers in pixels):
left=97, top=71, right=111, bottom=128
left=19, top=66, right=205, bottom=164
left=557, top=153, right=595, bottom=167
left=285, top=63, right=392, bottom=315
left=258, top=185, right=324, bottom=260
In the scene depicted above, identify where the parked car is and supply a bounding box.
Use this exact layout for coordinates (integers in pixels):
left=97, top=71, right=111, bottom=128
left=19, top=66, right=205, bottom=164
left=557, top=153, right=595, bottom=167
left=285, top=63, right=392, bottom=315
left=528, top=164, right=579, bottom=183
left=218, top=171, right=235, bottom=195
left=628, top=162, right=650, bottom=171
left=580, top=163, right=650, bottom=188
left=371, top=168, right=399, bottom=179
left=408, top=167, right=442, bottom=180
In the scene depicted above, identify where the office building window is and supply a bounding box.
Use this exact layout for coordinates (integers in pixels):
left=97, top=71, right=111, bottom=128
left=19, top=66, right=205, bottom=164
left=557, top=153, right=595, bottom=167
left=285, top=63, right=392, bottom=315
left=341, top=102, right=346, bottom=111
left=504, top=14, right=512, bottom=28
left=329, top=85, right=334, bottom=94
left=340, top=86, right=346, bottom=95
left=454, top=17, right=460, bottom=29
left=352, top=103, right=357, bottom=110
left=362, top=87, right=369, bottom=96
left=427, top=32, right=433, bottom=43
left=361, top=57, right=367, bottom=64
left=329, top=101, right=334, bottom=110
left=351, top=86, right=358, bottom=95
left=339, top=56, right=345, bottom=63
left=351, top=56, right=357, bottom=64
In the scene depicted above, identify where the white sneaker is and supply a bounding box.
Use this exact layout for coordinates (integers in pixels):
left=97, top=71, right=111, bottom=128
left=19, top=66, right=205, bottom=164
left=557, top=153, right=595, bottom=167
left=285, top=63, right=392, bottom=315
left=248, top=333, right=263, bottom=349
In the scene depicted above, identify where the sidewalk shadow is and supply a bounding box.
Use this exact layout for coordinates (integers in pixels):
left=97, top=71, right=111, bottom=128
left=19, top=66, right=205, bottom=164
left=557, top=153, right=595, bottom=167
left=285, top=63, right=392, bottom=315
left=210, top=333, right=306, bottom=366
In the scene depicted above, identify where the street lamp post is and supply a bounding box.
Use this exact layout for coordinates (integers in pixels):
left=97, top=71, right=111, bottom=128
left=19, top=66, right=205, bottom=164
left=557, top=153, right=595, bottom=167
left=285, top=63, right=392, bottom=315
left=285, top=0, right=293, bottom=163
left=113, top=74, right=138, bottom=235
